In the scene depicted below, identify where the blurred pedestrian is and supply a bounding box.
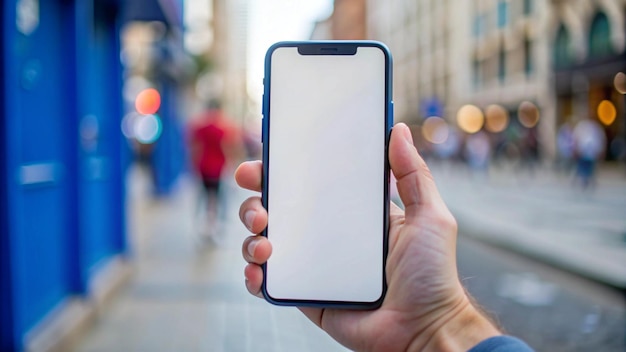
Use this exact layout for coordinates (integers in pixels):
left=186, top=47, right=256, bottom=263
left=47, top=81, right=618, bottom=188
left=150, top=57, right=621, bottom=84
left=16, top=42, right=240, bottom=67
left=556, top=122, right=575, bottom=174
left=434, top=127, right=461, bottom=161
left=189, top=100, right=242, bottom=242
left=464, top=130, right=491, bottom=177
left=573, top=118, right=606, bottom=189
left=519, top=127, right=539, bottom=174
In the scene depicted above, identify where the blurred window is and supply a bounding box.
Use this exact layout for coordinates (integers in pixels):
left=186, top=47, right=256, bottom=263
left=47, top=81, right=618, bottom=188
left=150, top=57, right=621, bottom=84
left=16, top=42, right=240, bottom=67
left=523, top=0, right=533, bottom=15
left=473, top=57, right=481, bottom=88
left=588, top=12, right=613, bottom=58
left=554, top=24, right=572, bottom=68
left=524, top=38, right=533, bottom=77
left=473, top=14, right=484, bottom=38
left=497, top=0, right=508, bottom=28
left=498, top=45, right=506, bottom=83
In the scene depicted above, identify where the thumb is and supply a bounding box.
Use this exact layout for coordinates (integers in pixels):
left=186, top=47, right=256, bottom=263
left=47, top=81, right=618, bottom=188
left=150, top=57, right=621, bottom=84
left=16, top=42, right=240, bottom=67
left=389, top=123, right=445, bottom=222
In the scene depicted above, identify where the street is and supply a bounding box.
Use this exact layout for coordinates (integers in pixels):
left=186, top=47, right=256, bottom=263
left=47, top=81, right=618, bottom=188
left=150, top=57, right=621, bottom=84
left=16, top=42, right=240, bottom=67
left=458, top=237, right=625, bottom=351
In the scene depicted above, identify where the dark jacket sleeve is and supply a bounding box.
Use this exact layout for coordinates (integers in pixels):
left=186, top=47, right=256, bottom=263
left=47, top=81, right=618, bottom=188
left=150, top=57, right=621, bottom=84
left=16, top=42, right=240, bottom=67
left=468, top=336, right=534, bottom=352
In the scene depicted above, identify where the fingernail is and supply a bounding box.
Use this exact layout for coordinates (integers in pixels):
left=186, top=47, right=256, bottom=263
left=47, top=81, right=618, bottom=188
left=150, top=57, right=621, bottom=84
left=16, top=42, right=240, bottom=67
left=244, top=210, right=256, bottom=231
left=247, top=239, right=258, bottom=257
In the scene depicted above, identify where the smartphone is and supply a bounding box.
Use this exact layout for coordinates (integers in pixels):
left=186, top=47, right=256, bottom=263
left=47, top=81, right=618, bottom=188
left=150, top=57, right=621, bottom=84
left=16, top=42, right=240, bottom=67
left=261, top=41, right=392, bottom=308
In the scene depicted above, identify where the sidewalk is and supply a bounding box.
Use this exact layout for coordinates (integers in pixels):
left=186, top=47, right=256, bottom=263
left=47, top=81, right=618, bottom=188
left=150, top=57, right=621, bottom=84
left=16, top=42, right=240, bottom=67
left=70, top=167, right=348, bottom=352
left=70, top=162, right=625, bottom=350
left=429, top=161, right=626, bottom=289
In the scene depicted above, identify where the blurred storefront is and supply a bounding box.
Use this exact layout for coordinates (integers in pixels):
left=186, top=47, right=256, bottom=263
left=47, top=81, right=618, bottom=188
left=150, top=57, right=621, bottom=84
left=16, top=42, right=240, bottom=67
left=552, top=1, right=626, bottom=161
left=0, top=0, right=184, bottom=350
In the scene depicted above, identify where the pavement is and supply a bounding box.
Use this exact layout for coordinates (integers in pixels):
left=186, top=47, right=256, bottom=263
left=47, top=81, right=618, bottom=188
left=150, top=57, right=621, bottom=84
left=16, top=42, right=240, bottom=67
left=70, top=160, right=626, bottom=350
left=429, top=161, right=626, bottom=289
left=70, top=166, right=349, bottom=352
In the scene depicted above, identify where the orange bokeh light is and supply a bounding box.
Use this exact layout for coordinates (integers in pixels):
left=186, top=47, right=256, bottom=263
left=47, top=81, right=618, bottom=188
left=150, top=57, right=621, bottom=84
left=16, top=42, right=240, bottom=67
left=484, top=104, right=509, bottom=133
left=518, top=101, right=540, bottom=128
left=135, top=88, right=161, bottom=115
left=457, top=104, right=484, bottom=134
left=597, top=100, right=617, bottom=126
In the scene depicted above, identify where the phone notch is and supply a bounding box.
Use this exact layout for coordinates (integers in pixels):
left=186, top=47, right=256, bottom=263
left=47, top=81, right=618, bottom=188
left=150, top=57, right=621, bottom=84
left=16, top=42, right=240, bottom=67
left=297, top=44, right=357, bottom=56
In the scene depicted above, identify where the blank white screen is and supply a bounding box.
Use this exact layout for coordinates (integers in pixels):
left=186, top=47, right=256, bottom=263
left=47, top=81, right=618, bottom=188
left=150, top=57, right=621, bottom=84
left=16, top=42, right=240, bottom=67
left=266, top=46, right=385, bottom=302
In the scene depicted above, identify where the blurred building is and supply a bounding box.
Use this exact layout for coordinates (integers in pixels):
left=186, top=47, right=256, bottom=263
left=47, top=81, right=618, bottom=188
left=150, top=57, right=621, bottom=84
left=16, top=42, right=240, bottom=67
left=366, top=0, right=466, bottom=125
left=311, top=17, right=333, bottom=40
left=365, top=0, right=626, bottom=161
left=311, top=0, right=366, bottom=40
left=318, top=0, right=468, bottom=125
left=209, top=0, right=249, bottom=120
left=466, top=0, right=555, bottom=157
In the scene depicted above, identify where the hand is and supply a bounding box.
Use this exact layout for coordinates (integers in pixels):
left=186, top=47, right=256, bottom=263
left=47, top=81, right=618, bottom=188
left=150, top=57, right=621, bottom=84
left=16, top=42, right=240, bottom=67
left=235, top=123, right=500, bottom=351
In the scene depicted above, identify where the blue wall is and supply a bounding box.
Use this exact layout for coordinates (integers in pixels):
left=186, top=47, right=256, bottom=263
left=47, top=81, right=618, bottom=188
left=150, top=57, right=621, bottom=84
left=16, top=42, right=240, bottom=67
left=0, top=1, right=133, bottom=350
left=1, top=0, right=184, bottom=349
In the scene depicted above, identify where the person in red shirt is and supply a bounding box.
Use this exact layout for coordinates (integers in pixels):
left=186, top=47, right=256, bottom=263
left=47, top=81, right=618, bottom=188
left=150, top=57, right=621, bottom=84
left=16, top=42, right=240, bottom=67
left=189, top=101, right=241, bottom=241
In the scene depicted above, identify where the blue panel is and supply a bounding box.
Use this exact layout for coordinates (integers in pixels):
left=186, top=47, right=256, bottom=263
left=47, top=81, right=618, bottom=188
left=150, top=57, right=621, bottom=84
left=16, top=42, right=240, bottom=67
left=75, top=0, right=125, bottom=283
left=1, top=1, right=15, bottom=349
left=6, top=0, right=75, bottom=343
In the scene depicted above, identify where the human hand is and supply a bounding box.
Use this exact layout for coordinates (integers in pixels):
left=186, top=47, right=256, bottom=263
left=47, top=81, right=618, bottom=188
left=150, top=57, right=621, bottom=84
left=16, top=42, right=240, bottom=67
left=235, top=123, right=500, bottom=351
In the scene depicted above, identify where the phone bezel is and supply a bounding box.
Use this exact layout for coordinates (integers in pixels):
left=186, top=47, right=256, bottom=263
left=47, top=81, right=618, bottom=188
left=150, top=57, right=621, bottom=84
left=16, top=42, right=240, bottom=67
left=261, top=41, right=393, bottom=309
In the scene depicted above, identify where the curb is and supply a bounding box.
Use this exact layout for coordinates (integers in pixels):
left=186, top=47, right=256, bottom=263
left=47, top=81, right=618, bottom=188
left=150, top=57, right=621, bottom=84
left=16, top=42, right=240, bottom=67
left=451, top=207, right=626, bottom=290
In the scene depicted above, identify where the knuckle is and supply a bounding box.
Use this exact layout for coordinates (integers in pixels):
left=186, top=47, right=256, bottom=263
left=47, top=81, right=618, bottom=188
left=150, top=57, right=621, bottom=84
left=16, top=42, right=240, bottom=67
left=431, top=210, right=457, bottom=233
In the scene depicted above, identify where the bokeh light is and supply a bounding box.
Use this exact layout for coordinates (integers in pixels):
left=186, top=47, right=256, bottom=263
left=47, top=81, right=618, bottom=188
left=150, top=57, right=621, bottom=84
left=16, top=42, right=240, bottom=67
left=518, top=101, right=540, bottom=128
left=484, top=104, right=510, bottom=133
left=134, top=114, right=162, bottom=144
left=135, top=88, right=161, bottom=115
left=614, top=72, right=626, bottom=94
left=457, top=104, right=484, bottom=134
left=597, top=100, right=617, bottom=126
left=121, top=112, right=139, bottom=138
left=421, top=116, right=450, bottom=144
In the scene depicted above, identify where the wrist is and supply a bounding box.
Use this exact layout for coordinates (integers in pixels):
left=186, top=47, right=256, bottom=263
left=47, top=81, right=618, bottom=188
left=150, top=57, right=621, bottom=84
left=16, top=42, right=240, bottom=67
left=408, top=296, right=501, bottom=352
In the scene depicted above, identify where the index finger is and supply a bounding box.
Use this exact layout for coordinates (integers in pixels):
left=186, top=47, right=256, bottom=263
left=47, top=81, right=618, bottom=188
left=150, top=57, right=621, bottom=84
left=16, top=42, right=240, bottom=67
left=235, top=160, right=262, bottom=192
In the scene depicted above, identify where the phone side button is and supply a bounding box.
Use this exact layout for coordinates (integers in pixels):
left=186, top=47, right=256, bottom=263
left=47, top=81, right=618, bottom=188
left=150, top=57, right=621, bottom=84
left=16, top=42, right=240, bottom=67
left=262, top=94, right=265, bottom=114
left=389, top=101, right=394, bottom=129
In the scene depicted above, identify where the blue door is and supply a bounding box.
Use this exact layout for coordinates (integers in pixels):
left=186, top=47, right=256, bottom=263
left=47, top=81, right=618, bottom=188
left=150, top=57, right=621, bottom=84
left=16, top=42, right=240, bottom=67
left=75, top=0, right=126, bottom=287
left=3, top=0, right=77, bottom=345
